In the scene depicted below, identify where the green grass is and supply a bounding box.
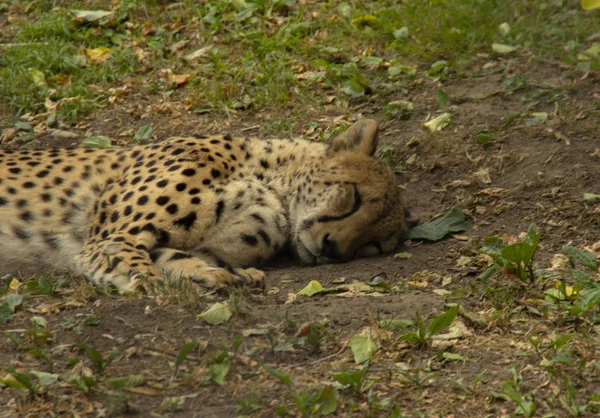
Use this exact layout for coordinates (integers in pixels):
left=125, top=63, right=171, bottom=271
left=0, top=0, right=598, bottom=124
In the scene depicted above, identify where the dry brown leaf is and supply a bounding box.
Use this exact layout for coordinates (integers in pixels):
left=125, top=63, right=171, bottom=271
left=472, top=168, right=492, bottom=184
left=547, top=254, right=569, bottom=272
left=142, top=21, right=157, bottom=37
left=1, top=128, right=19, bottom=144
left=53, top=73, right=71, bottom=85
left=126, top=386, right=164, bottom=396
left=170, top=73, right=191, bottom=87
left=477, top=187, right=506, bottom=196
left=295, top=322, right=312, bottom=338
left=184, top=45, right=214, bottom=62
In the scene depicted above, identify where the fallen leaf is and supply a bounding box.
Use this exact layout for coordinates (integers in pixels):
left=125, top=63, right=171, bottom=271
left=71, top=9, right=114, bottom=23
left=297, top=280, right=327, bottom=297
left=28, top=68, right=47, bottom=88
left=170, top=73, right=191, bottom=87
left=348, top=335, right=378, bottom=364
left=394, top=252, right=413, bottom=259
left=423, top=113, right=452, bottom=132
left=81, top=136, right=112, bottom=148
left=578, top=43, right=600, bottom=61
left=197, top=302, right=232, bottom=325
left=184, top=45, right=214, bottom=62
left=408, top=209, right=467, bottom=241
left=86, top=47, right=112, bottom=64
left=492, top=43, right=518, bottom=54
left=473, top=168, right=492, bottom=184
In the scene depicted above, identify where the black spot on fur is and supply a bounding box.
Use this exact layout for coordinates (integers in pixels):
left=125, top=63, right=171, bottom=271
left=166, top=204, right=178, bottom=215
left=215, top=201, right=224, bottom=223
left=169, top=251, right=194, bottom=261
left=174, top=212, right=197, bottom=230
left=258, top=229, right=271, bottom=246
left=14, top=227, right=30, bottom=241
left=242, top=234, right=258, bottom=246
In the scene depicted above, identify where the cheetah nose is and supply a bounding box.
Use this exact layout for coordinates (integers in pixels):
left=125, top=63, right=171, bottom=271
left=321, top=234, right=340, bottom=259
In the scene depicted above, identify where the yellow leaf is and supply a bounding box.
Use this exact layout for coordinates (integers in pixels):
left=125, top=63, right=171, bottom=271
left=28, top=68, right=47, bottom=88
left=170, top=73, right=191, bottom=87
left=582, top=0, right=600, bottom=9
left=352, top=15, right=377, bottom=26
left=577, top=43, right=600, bottom=61
left=86, top=47, right=112, bottom=64
left=9, top=278, right=21, bottom=291
left=52, top=74, right=71, bottom=86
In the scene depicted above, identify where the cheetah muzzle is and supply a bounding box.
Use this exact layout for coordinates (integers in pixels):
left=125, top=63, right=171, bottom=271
left=0, top=119, right=408, bottom=292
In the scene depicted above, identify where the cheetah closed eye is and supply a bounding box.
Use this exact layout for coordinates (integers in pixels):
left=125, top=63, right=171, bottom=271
left=0, top=119, right=409, bottom=292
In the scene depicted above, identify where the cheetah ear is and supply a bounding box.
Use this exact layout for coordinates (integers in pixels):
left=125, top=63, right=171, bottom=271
left=327, top=119, right=379, bottom=156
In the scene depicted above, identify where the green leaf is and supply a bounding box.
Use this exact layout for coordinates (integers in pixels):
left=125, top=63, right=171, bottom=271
left=297, top=280, right=340, bottom=297
left=81, top=136, right=112, bottom=148
left=379, top=319, right=414, bottom=330
left=28, top=68, right=47, bottom=88
left=423, top=112, right=452, bottom=132
left=106, top=375, right=144, bottom=389
left=362, top=56, right=383, bottom=66
left=30, top=316, right=47, bottom=328
left=14, top=121, right=32, bottom=131
left=426, top=60, right=448, bottom=81
left=492, top=43, right=519, bottom=54
left=393, top=27, right=409, bottom=40
left=524, top=112, right=547, bottom=126
left=262, top=364, right=293, bottom=388
left=397, top=331, right=423, bottom=344
left=209, top=361, right=230, bottom=386
left=175, top=341, right=196, bottom=374
left=477, top=264, right=500, bottom=282
left=583, top=0, right=600, bottom=10
left=134, top=124, right=153, bottom=141
left=442, top=352, right=465, bottom=362
left=71, top=9, right=114, bottom=22
left=476, top=130, right=496, bottom=145
left=389, top=404, right=403, bottom=418
left=313, top=385, right=338, bottom=415
left=583, top=193, right=600, bottom=201
left=30, top=371, right=58, bottom=387
left=428, top=305, right=458, bottom=336
left=348, top=335, right=378, bottom=364
left=408, top=209, right=466, bottom=241
left=572, top=269, right=597, bottom=289
left=563, top=245, right=598, bottom=271
left=197, top=302, right=232, bottom=325
left=1, top=294, right=23, bottom=314
left=393, top=252, right=412, bottom=259
left=436, top=88, right=450, bottom=108
left=78, top=343, right=106, bottom=372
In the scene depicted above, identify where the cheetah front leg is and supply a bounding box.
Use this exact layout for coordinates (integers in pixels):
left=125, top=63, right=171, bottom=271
left=74, top=231, right=165, bottom=292
left=150, top=248, right=265, bottom=289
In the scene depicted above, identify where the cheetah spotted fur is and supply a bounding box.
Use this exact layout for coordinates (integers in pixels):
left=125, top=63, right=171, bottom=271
left=0, top=119, right=408, bottom=292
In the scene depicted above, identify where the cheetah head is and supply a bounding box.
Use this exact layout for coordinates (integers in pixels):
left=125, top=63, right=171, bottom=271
left=291, top=119, right=409, bottom=264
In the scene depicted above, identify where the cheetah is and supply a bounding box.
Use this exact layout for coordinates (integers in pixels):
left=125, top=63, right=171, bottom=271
left=0, top=119, right=408, bottom=292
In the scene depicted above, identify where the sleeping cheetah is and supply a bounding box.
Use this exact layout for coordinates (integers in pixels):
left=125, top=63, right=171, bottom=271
left=0, top=119, right=408, bottom=292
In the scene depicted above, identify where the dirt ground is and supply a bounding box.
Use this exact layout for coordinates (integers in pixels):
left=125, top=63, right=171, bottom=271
left=1, top=58, right=600, bottom=417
